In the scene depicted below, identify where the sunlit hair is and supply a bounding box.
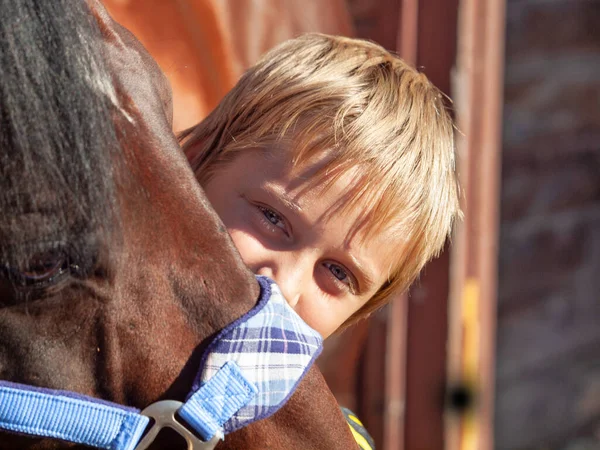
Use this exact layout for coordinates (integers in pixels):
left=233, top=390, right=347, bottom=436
left=180, top=33, right=461, bottom=328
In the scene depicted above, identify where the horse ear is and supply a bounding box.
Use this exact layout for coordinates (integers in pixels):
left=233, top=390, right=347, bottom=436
left=86, top=0, right=175, bottom=129
left=85, top=0, right=116, bottom=38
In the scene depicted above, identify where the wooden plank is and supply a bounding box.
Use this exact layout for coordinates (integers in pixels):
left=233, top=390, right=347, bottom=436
left=446, top=0, right=506, bottom=448
left=403, top=0, right=459, bottom=447
left=405, top=251, right=450, bottom=450
left=361, top=308, right=390, bottom=447
left=347, top=0, right=402, bottom=51
left=381, top=2, right=418, bottom=449
left=384, top=295, right=408, bottom=450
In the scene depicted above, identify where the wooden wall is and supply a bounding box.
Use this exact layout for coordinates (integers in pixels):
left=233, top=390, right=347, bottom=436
left=495, top=0, right=600, bottom=448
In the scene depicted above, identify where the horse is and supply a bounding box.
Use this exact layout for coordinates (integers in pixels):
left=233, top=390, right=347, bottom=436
left=0, top=0, right=357, bottom=448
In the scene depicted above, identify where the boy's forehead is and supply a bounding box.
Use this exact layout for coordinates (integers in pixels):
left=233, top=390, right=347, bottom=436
left=255, top=144, right=350, bottom=189
left=258, top=148, right=361, bottom=208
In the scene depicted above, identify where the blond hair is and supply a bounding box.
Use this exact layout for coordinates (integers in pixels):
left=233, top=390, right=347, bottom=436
left=180, top=33, right=460, bottom=328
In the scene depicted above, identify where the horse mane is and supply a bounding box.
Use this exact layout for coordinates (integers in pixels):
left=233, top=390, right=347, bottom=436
left=0, top=0, right=119, bottom=267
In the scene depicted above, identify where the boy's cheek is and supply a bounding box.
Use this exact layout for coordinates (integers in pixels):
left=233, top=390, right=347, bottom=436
left=227, top=229, right=266, bottom=269
left=294, top=300, right=339, bottom=339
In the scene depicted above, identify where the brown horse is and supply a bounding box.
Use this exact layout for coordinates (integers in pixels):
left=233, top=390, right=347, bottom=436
left=0, top=0, right=356, bottom=448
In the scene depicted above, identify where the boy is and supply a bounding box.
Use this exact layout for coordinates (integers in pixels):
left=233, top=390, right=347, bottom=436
left=180, top=33, right=460, bottom=339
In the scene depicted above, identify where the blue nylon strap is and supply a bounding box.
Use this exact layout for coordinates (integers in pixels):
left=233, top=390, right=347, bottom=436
left=0, top=362, right=256, bottom=448
left=0, top=383, right=149, bottom=450
left=179, top=361, right=257, bottom=441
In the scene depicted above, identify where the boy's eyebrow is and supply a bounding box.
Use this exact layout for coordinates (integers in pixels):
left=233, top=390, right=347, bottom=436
left=280, top=194, right=303, bottom=213
left=263, top=182, right=303, bottom=212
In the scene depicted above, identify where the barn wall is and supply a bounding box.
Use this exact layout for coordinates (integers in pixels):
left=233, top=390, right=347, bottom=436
left=496, top=1, right=600, bottom=448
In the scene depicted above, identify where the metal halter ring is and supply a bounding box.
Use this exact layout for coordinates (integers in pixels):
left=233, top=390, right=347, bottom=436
left=135, top=400, right=221, bottom=450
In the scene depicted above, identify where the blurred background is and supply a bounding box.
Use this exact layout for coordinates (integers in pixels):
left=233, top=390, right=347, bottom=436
left=101, top=1, right=600, bottom=449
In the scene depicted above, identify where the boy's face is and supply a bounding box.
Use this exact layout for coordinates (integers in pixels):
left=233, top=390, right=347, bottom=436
left=203, top=148, right=398, bottom=338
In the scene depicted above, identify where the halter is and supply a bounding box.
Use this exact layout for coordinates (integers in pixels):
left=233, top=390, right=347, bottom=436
left=0, top=276, right=323, bottom=450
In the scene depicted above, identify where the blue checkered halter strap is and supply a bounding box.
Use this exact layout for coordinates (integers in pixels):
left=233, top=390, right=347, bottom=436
left=0, top=276, right=323, bottom=450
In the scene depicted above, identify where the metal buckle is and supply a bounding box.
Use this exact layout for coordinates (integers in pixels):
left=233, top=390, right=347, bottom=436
left=135, top=400, right=221, bottom=450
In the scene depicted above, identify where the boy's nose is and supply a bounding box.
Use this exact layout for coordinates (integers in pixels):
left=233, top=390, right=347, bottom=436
left=256, top=266, right=302, bottom=308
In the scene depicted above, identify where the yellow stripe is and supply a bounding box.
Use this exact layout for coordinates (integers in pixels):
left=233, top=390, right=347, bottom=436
left=348, top=423, right=373, bottom=450
left=462, top=279, right=480, bottom=380
left=347, top=414, right=364, bottom=427
left=461, top=278, right=480, bottom=450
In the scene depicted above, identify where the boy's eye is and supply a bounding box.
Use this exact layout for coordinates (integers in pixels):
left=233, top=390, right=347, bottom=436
left=324, top=261, right=356, bottom=288
left=325, top=262, right=348, bottom=282
left=322, top=261, right=358, bottom=295
left=258, top=205, right=286, bottom=230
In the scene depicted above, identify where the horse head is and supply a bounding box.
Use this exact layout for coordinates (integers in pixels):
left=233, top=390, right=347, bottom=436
left=0, top=0, right=356, bottom=448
